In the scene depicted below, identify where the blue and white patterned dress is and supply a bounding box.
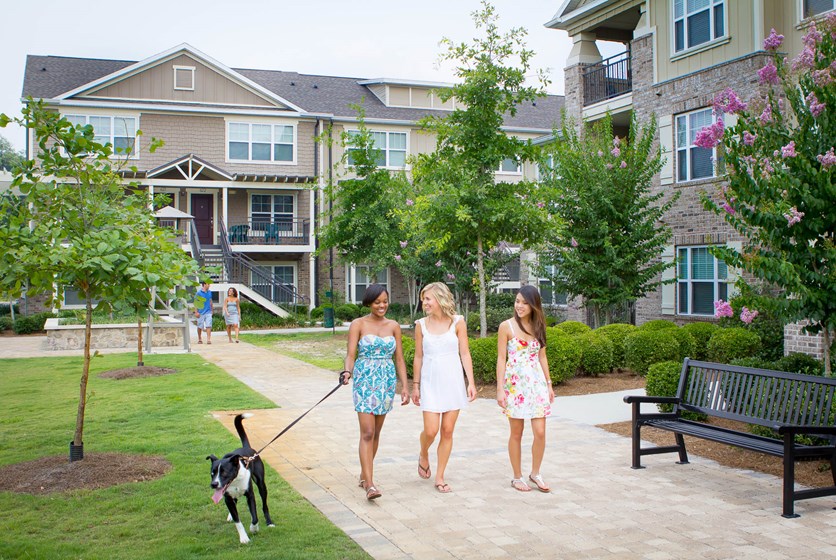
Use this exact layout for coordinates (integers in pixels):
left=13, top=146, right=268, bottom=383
left=352, top=334, right=397, bottom=415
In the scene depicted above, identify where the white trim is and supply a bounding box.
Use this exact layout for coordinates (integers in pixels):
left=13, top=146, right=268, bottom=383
left=55, top=43, right=306, bottom=113
left=675, top=107, right=716, bottom=183
left=798, top=0, right=836, bottom=22
left=173, top=65, right=195, bottom=91
left=226, top=121, right=298, bottom=166
left=187, top=189, right=219, bottom=245
left=358, top=77, right=455, bottom=89
left=346, top=264, right=389, bottom=304
left=671, top=0, right=729, bottom=58
left=251, top=261, right=298, bottom=303
left=30, top=97, right=305, bottom=119
left=345, top=128, right=409, bottom=170
left=61, top=112, right=140, bottom=159
left=676, top=245, right=728, bottom=316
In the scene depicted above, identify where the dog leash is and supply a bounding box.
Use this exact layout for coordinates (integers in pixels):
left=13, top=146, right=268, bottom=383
left=242, top=370, right=350, bottom=466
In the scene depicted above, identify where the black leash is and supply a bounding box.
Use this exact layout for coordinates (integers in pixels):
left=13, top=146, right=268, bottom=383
left=245, top=370, right=350, bottom=463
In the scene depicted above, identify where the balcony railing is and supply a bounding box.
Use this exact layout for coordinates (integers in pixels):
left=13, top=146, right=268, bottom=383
left=226, top=218, right=310, bottom=246
left=583, top=51, right=632, bottom=106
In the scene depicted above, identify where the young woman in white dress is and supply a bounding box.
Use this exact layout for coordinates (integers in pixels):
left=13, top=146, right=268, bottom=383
left=411, top=282, right=477, bottom=493
left=496, top=285, right=554, bottom=492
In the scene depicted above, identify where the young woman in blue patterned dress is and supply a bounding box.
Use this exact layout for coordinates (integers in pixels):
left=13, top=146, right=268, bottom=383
left=496, top=285, right=554, bottom=493
left=343, top=284, right=409, bottom=500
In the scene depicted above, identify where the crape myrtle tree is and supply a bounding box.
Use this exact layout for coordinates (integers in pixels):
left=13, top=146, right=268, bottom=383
left=694, top=18, right=836, bottom=374
left=0, top=101, right=198, bottom=460
left=537, top=114, right=676, bottom=328
left=413, top=1, right=551, bottom=337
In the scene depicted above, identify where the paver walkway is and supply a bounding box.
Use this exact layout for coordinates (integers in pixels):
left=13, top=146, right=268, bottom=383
left=3, top=335, right=835, bottom=558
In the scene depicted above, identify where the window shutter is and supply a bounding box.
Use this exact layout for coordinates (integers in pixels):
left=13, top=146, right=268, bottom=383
left=659, top=115, right=674, bottom=185
left=661, top=244, right=676, bottom=315
left=725, top=240, right=743, bottom=298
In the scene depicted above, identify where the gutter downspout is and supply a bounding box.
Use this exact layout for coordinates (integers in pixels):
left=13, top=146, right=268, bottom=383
left=313, top=117, right=320, bottom=308
left=328, top=118, right=335, bottom=333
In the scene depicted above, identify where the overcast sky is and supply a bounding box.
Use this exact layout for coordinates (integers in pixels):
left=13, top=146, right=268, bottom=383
left=0, top=0, right=620, bottom=151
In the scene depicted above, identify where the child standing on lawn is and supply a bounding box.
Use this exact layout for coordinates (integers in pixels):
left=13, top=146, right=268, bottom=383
left=412, top=282, right=477, bottom=494
left=496, top=284, right=554, bottom=492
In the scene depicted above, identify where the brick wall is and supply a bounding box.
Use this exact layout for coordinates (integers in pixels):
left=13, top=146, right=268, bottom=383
left=783, top=322, right=827, bottom=360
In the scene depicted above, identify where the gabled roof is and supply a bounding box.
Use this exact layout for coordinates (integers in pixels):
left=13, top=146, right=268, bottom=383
left=545, top=0, right=615, bottom=29
left=23, top=46, right=564, bottom=132
left=147, top=154, right=233, bottom=181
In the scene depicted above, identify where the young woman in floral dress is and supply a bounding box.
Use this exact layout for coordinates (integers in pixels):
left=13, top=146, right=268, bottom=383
left=496, top=285, right=554, bottom=492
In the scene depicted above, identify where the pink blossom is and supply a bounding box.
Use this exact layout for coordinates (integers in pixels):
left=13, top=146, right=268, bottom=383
left=817, top=147, right=836, bottom=168
left=714, top=300, right=734, bottom=318
left=694, top=120, right=725, bottom=149
left=759, top=104, right=773, bottom=124
left=812, top=69, right=833, bottom=87
left=757, top=60, right=779, bottom=85
left=447, top=273, right=455, bottom=281
left=714, top=88, right=747, bottom=113
left=743, top=131, right=757, bottom=146
left=597, top=150, right=604, bottom=157
left=763, top=29, right=784, bottom=50
left=781, top=141, right=797, bottom=158
left=802, top=24, right=822, bottom=48
left=761, top=158, right=774, bottom=175
left=435, top=260, right=442, bottom=267
left=400, top=240, right=408, bottom=248
left=536, top=201, right=545, bottom=209
left=606, top=163, right=613, bottom=169
left=611, top=147, right=621, bottom=157
left=784, top=206, right=804, bottom=226
left=620, top=160, right=627, bottom=168
left=394, top=254, right=402, bottom=261
left=406, top=198, right=414, bottom=206
left=806, top=92, right=826, bottom=117
left=613, top=137, right=621, bottom=146
left=792, top=47, right=815, bottom=71
left=740, top=307, right=759, bottom=325
left=570, top=237, right=578, bottom=248
left=722, top=201, right=736, bottom=215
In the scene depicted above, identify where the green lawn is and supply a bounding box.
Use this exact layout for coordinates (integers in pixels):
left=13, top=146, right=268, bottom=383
left=0, top=353, right=369, bottom=560
left=240, top=332, right=349, bottom=371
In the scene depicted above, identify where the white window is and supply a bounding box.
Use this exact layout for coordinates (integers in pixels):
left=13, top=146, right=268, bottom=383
left=675, top=108, right=715, bottom=182
left=804, top=0, right=835, bottom=18
left=251, top=193, right=294, bottom=237
left=349, top=265, right=388, bottom=304
left=674, top=0, right=725, bottom=53
left=65, top=114, right=137, bottom=156
left=346, top=130, right=407, bottom=168
left=677, top=246, right=728, bottom=315
left=497, top=158, right=522, bottom=174
left=539, top=265, right=568, bottom=307
left=536, top=154, right=556, bottom=181
left=228, top=122, right=295, bottom=163
left=253, top=265, right=297, bottom=304
left=173, top=66, right=195, bottom=91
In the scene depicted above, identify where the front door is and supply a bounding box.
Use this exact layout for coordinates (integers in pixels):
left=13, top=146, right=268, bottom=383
left=191, top=194, right=214, bottom=245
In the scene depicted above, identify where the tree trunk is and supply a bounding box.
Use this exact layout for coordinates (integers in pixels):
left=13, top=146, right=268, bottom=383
left=477, top=235, right=487, bottom=338
left=73, top=296, right=93, bottom=452
left=824, top=327, right=832, bottom=377
left=137, top=315, right=144, bottom=367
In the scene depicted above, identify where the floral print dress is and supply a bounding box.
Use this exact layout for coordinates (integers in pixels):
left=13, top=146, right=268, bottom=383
left=502, top=320, right=551, bottom=419
left=352, top=334, right=397, bottom=415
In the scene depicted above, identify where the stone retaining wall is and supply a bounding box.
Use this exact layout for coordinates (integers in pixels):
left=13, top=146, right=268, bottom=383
left=45, top=318, right=185, bottom=350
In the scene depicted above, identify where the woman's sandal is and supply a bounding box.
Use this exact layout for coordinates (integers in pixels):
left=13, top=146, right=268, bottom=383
left=528, top=473, right=550, bottom=493
left=358, top=478, right=365, bottom=488
left=434, top=482, right=452, bottom=493
left=418, top=458, right=431, bottom=479
left=511, top=478, right=531, bottom=492
left=365, top=485, right=382, bottom=500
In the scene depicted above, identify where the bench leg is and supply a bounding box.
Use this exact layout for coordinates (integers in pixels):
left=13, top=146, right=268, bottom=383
left=782, top=433, right=799, bottom=518
left=630, top=420, right=644, bottom=470
left=675, top=433, right=689, bottom=465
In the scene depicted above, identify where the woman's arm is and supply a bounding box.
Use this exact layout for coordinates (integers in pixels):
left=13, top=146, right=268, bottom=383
left=496, top=320, right=510, bottom=408
left=455, top=318, right=477, bottom=401
left=539, top=346, right=555, bottom=403
left=222, top=297, right=229, bottom=317
left=412, top=321, right=423, bottom=406
left=392, top=323, right=410, bottom=405
left=343, top=319, right=361, bottom=385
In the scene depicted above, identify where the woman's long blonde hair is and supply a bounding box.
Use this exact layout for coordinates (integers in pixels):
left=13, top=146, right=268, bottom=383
left=420, top=282, right=457, bottom=320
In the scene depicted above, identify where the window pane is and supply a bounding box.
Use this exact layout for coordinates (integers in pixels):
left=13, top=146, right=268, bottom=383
left=675, top=20, right=685, bottom=51
left=274, top=144, right=293, bottom=161
left=374, top=151, right=386, bottom=167
left=372, top=132, right=386, bottom=150
left=678, top=248, right=689, bottom=279
left=805, top=0, right=834, bottom=17
left=674, top=0, right=685, bottom=18
left=676, top=116, right=687, bottom=148
left=689, top=110, right=712, bottom=144
left=500, top=158, right=519, bottom=172
left=713, top=4, right=724, bottom=38
left=687, top=10, right=711, bottom=47
left=113, top=117, right=135, bottom=137
left=229, top=123, right=249, bottom=142
left=274, top=266, right=294, bottom=284
left=252, top=143, right=271, bottom=161
left=228, top=142, right=247, bottom=160
left=252, top=195, right=271, bottom=213
left=389, top=150, right=406, bottom=167
left=539, top=281, right=553, bottom=305
left=677, top=150, right=688, bottom=181
left=274, top=195, right=293, bottom=213
left=389, top=133, right=407, bottom=150
left=356, top=267, right=369, bottom=285
left=718, top=282, right=728, bottom=301
left=66, top=115, right=86, bottom=127
left=691, top=282, right=714, bottom=314
left=691, top=248, right=714, bottom=279
left=687, top=0, right=710, bottom=12
left=678, top=283, right=689, bottom=313
left=275, top=125, right=294, bottom=144
left=252, top=124, right=271, bottom=143
left=89, top=116, right=111, bottom=136
left=690, top=147, right=713, bottom=179
left=717, top=259, right=728, bottom=279
left=113, top=137, right=135, bottom=154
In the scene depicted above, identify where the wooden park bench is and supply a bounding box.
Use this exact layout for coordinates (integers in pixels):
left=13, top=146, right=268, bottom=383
left=624, top=358, right=836, bottom=517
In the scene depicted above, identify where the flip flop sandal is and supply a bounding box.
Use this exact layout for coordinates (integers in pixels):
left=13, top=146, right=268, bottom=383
left=528, top=474, right=550, bottom=493
left=358, top=477, right=365, bottom=488
left=365, top=485, right=382, bottom=500
left=511, top=478, right=531, bottom=492
left=434, top=483, right=452, bottom=493
left=418, top=459, right=431, bottom=479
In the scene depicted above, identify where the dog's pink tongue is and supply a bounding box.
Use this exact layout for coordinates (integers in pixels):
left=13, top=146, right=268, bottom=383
left=212, top=489, right=224, bottom=504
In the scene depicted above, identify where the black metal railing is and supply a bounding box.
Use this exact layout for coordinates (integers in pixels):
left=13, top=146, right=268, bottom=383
left=189, top=220, right=203, bottom=267
left=225, top=217, right=310, bottom=246
left=583, top=50, right=632, bottom=106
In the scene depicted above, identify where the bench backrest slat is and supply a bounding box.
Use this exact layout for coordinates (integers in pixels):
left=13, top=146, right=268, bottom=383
left=677, top=359, right=836, bottom=429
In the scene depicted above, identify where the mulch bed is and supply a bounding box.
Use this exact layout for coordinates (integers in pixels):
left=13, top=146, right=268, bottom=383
left=0, top=453, right=172, bottom=495
left=99, top=366, right=176, bottom=380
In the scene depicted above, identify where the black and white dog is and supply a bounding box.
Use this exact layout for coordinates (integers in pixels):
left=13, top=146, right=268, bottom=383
left=206, top=413, right=275, bottom=543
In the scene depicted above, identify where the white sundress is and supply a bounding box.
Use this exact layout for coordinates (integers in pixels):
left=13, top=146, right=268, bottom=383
left=417, top=315, right=468, bottom=413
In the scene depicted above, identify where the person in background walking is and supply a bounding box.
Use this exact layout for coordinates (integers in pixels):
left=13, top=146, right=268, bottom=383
left=343, top=284, right=409, bottom=500
left=412, top=282, right=477, bottom=494
left=496, top=285, right=554, bottom=492
left=194, top=280, right=213, bottom=345
left=223, top=287, right=241, bottom=343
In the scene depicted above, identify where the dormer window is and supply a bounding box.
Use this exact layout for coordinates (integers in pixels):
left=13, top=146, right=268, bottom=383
left=174, top=66, right=195, bottom=91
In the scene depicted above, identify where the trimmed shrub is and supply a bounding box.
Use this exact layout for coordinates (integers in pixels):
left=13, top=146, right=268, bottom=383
left=646, top=361, right=682, bottom=413
left=706, top=328, right=761, bottom=363
left=310, top=306, right=325, bottom=319
left=12, top=312, right=53, bottom=335
left=466, top=308, right=507, bottom=334
left=681, top=322, right=720, bottom=360
left=545, top=326, right=569, bottom=342
left=774, top=353, right=825, bottom=377
left=729, top=356, right=777, bottom=370
left=544, top=335, right=583, bottom=384
left=469, top=336, right=499, bottom=384
left=625, top=329, right=681, bottom=376
left=401, top=336, right=416, bottom=377
left=637, top=319, right=678, bottom=331
left=0, top=303, right=19, bottom=315
left=555, top=320, right=591, bottom=336
left=576, top=332, right=615, bottom=376
left=335, top=304, right=361, bottom=321
left=669, top=328, right=696, bottom=361
left=486, top=292, right=516, bottom=308
left=0, top=316, right=12, bottom=331
left=594, top=323, right=637, bottom=368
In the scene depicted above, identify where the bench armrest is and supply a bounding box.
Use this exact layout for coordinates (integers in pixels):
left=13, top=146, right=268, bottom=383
left=776, top=425, right=836, bottom=436
left=623, top=395, right=680, bottom=404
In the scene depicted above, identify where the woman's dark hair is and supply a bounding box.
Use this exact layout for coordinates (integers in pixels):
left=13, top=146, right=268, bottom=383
left=227, top=287, right=238, bottom=298
left=514, top=284, right=547, bottom=348
left=362, top=284, right=389, bottom=307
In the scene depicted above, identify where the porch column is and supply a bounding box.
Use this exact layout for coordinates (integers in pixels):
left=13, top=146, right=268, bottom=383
left=566, top=32, right=602, bottom=66
left=148, top=184, right=154, bottom=210
left=222, top=186, right=229, bottom=231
